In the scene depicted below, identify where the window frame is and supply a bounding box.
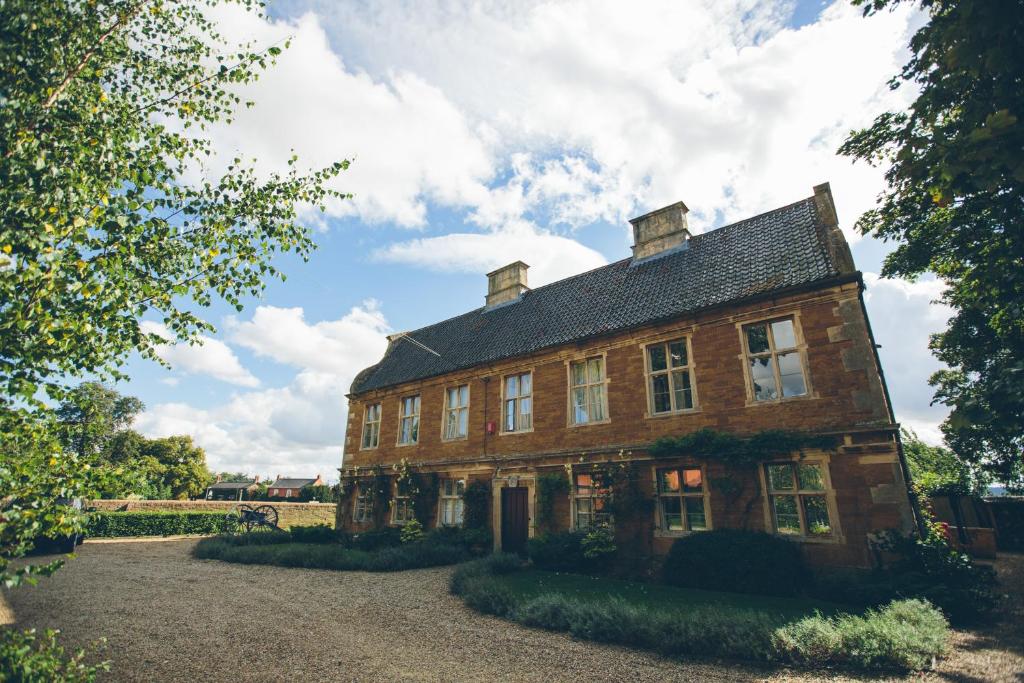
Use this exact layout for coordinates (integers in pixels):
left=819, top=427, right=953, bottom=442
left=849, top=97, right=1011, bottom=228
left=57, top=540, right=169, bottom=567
left=653, top=464, right=712, bottom=536
left=396, top=394, right=421, bottom=446
left=441, top=385, right=470, bottom=442
left=758, top=457, right=841, bottom=542
left=352, top=486, right=371, bottom=524
left=570, top=468, right=613, bottom=530
left=738, top=314, right=812, bottom=405
left=566, top=353, right=611, bottom=427
left=437, top=478, right=466, bottom=527
left=642, top=336, right=699, bottom=417
left=500, top=370, right=534, bottom=434
left=360, top=402, right=382, bottom=450
left=391, top=478, right=414, bottom=525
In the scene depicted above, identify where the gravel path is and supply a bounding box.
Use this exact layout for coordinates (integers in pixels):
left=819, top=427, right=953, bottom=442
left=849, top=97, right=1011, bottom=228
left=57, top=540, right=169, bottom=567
left=1, top=540, right=1020, bottom=682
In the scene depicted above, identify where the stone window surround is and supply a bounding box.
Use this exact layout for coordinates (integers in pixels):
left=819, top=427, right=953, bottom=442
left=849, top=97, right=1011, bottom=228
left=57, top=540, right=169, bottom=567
left=757, top=453, right=844, bottom=544
left=564, top=351, right=611, bottom=428
left=568, top=466, right=613, bottom=531
left=352, top=485, right=371, bottom=524
left=499, top=369, right=535, bottom=435
left=440, top=384, right=470, bottom=442
left=735, top=310, right=816, bottom=407
left=639, top=333, right=701, bottom=419
left=390, top=478, right=414, bottom=526
left=437, top=476, right=467, bottom=527
left=359, top=402, right=382, bottom=451
left=652, top=462, right=713, bottom=538
left=395, top=394, right=421, bottom=447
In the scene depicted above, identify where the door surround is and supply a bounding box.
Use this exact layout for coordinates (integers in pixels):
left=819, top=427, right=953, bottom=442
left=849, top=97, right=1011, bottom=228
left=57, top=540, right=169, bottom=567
left=492, top=475, right=536, bottom=553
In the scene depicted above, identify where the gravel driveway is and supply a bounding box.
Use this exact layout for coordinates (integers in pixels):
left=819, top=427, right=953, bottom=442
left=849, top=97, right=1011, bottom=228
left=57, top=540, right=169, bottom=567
left=1, top=540, right=1020, bottom=682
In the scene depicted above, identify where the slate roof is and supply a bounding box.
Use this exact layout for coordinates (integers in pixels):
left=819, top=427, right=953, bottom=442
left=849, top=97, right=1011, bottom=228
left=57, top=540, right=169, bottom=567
left=207, top=481, right=256, bottom=490
left=351, top=194, right=845, bottom=395
left=271, top=478, right=319, bottom=489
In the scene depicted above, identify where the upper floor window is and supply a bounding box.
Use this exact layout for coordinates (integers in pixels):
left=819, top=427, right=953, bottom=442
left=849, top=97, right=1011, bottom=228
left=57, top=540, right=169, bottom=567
left=764, top=461, right=832, bottom=537
left=439, top=479, right=465, bottom=527
left=397, top=395, right=420, bottom=445
left=443, top=385, right=470, bottom=441
left=503, top=372, right=533, bottom=432
left=656, top=467, right=708, bottom=532
left=646, top=338, right=695, bottom=414
left=361, top=403, right=381, bottom=449
left=573, top=472, right=611, bottom=530
left=569, top=357, right=608, bottom=425
left=743, top=318, right=808, bottom=402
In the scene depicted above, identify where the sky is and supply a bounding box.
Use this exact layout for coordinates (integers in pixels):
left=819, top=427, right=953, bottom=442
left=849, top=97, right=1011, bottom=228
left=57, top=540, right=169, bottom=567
left=125, top=0, right=951, bottom=482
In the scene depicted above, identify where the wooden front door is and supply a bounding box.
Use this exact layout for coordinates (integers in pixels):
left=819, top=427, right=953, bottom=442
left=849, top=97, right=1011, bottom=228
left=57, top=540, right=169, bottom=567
left=501, top=487, right=529, bottom=555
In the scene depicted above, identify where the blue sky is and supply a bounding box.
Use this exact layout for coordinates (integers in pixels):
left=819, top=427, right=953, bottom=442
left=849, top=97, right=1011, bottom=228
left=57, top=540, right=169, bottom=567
left=126, top=0, right=949, bottom=481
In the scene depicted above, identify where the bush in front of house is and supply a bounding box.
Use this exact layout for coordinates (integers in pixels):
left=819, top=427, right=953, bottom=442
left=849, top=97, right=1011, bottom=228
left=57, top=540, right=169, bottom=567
left=662, top=529, right=809, bottom=597
left=1, top=626, right=108, bottom=682
left=424, top=525, right=493, bottom=553
left=87, top=511, right=234, bottom=537
left=348, top=527, right=402, bottom=551
left=527, top=531, right=592, bottom=572
left=288, top=524, right=338, bottom=544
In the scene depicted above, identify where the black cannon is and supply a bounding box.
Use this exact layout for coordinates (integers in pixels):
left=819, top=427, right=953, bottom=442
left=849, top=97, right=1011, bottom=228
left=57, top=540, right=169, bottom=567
left=226, top=504, right=281, bottom=533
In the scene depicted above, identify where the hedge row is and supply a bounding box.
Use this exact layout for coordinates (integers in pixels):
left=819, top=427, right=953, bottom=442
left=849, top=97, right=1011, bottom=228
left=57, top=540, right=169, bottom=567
left=450, top=556, right=950, bottom=672
left=87, top=511, right=234, bottom=537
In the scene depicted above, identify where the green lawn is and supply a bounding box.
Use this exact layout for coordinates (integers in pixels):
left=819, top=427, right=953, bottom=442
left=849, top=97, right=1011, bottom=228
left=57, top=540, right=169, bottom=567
left=496, top=569, right=848, bottom=620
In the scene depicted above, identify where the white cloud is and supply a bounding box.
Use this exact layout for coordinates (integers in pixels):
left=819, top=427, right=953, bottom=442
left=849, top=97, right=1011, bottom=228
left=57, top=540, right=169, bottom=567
left=140, top=321, right=260, bottom=388
left=136, top=302, right=390, bottom=477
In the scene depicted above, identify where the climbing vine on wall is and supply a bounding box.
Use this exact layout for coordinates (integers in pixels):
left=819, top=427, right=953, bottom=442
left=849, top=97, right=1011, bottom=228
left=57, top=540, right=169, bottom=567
left=393, top=458, right=439, bottom=526
left=535, top=472, right=570, bottom=532
left=462, top=479, right=491, bottom=530
left=649, top=428, right=838, bottom=465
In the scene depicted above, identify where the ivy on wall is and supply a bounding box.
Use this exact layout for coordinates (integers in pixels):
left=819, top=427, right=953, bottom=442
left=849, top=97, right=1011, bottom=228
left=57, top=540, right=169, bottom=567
left=649, top=428, right=838, bottom=466
left=535, top=472, right=570, bottom=532
left=462, top=480, right=491, bottom=531
left=393, top=458, right=440, bottom=527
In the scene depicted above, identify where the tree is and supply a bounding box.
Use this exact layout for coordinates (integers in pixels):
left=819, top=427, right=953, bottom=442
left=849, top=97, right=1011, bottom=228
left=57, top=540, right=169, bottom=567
left=0, top=0, right=345, bottom=592
left=55, top=382, right=144, bottom=459
left=143, top=435, right=211, bottom=499
left=840, top=0, right=1024, bottom=486
left=215, top=472, right=252, bottom=483
left=902, top=429, right=989, bottom=497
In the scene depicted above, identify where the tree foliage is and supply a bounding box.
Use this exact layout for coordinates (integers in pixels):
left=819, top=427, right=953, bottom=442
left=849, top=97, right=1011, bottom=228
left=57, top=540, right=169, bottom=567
left=840, top=0, right=1024, bottom=485
left=902, top=429, right=989, bottom=497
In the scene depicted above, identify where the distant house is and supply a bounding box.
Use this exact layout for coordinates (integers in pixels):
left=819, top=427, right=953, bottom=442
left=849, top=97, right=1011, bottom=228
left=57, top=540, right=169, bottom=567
left=268, top=475, right=324, bottom=499
left=205, top=477, right=259, bottom=501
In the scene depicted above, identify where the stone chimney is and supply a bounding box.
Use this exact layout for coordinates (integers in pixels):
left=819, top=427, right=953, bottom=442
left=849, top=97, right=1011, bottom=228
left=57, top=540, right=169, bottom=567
left=812, top=182, right=855, bottom=274
left=630, top=201, right=691, bottom=260
left=485, top=261, right=529, bottom=308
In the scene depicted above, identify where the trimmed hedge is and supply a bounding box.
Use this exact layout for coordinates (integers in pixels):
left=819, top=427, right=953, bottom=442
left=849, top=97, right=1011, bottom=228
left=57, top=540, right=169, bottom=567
left=87, top=511, right=234, bottom=537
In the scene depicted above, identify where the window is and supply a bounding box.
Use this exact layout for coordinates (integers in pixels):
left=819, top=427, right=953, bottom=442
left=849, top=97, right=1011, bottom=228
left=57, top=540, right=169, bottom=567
left=646, top=338, right=695, bottom=414
left=503, top=372, right=533, bottom=432
left=569, top=357, right=608, bottom=425
left=443, top=385, right=469, bottom=440
left=361, top=403, right=381, bottom=449
left=439, top=479, right=465, bottom=526
left=656, top=467, right=708, bottom=532
left=392, top=492, right=413, bottom=524
left=765, top=462, right=832, bottom=536
left=353, top=487, right=371, bottom=523
left=573, top=472, right=611, bottom=530
left=397, top=395, right=420, bottom=445
left=743, top=318, right=808, bottom=401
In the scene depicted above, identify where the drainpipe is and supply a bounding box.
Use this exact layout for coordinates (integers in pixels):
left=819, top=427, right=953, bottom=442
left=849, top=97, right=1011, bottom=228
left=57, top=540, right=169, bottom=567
left=482, top=376, right=491, bottom=458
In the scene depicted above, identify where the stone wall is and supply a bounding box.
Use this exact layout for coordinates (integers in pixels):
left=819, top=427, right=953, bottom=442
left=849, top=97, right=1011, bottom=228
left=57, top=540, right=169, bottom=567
left=89, top=499, right=336, bottom=529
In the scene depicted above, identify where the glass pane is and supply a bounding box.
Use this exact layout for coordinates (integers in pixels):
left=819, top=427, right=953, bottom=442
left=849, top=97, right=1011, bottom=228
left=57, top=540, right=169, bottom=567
left=519, top=373, right=531, bottom=396
left=571, top=361, right=586, bottom=387
left=456, top=480, right=465, bottom=496
left=459, top=385, right=469, bottom=406
left=798, top=464, right=825, bottom=491
left=746, top=324, right=770, bottom=354
left=772, top=495, right=801, bottom=534
left=778, top=352, right=807, bottom=397
left=441, top=499, right=453, bottom=525
left=682, top=468, right=702, bottom=493
left=445, top=410, right=458, bottom=439
left=648, top=345, right=667, bottom=372
left=669, top=340, right=688, bottom=367
left=410, top=417, right=419, bottom=442
left=589, top=385, right=605, bottom=421
left=505, top=399, right=516, bottom=431
left=749, top=357, right=778, bottom=401
left=672, top=370, right=693, bottom=410
left=447, top=388, right=457, bottom=409
left=587, top=357, right=603, bottom=382
left=519, top=397, right=532, bottom=429
left=412, top=396, right=420, bottom=413
left=768, top=464, right=794, bottom=491
left=443, top=480, right=454, bottom=496
left=771, top=319, right=797, bottom=349
left=455, top=499, right=464, bottom=526
left=572, top=387, right=588, bottom=424
left=576, top=512, right=591, bottom=530
left=685, top=497, right=707, bottom=530
left=651, top=373, right=671, bottom=413
left=575, top=473, right=593, bottom=493
left=458, top=407, right=468, bottom=436
left=575, top=497, right=593, bottom=514
left=658, top=469, right=680, bottom=493
left=661, top=497, right=683, bottom=531
left=804, top=496, right=831, bottom=535
left=505, top=375, right=518, bottom=399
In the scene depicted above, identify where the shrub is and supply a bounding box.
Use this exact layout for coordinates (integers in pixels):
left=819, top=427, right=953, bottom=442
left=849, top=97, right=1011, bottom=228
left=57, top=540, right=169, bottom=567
left=527, top=531, right=590, bottom=572
left=663, top=529, right=808, bottom=596
left=459, top=576, right=517, bottom=616
left=425, top=525, right=493, bottom=553
left=350, top=527, right=401, bottom=551
left=513, top=594, right=576, bottom=631
left=449, top=553, right=522, bottom=595
left=87, top=511, right=233, bottom=537
left=0, top=627, right=108, bottom=682
left=288, top=524, right=337, bottom=544
left=400, top=519, right=425, bottom=544
left=567, top=599, right=648, bottom=646
left=462, top=480, right=491, bottom=530
left=580, top=525, right=616, bottom=562
left=368, top=542, right=468, bottom=571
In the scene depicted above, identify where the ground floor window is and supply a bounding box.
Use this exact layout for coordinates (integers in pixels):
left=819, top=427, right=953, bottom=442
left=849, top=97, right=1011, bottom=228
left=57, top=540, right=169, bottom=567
left=353, top=488, right=371, bottom=523
left=392, top=494, right=413, bottom=524
left=439, top=479, right=465, bottom=526
left=765, top=461, right=832, bottom=536
left=573, top=471, right=611, bottom=530
left=656, top=466, right=708, bottom=532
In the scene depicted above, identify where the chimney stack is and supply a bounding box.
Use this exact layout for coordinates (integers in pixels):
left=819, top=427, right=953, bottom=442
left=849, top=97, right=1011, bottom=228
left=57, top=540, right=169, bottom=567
left=485, top=261, right=529, bottom=308
left=630, top=201, right=691, bottom=260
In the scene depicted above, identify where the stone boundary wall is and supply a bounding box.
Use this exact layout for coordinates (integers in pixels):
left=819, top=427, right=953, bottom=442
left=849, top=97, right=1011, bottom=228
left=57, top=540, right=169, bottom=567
left=89, top=499, right=336, bottom=529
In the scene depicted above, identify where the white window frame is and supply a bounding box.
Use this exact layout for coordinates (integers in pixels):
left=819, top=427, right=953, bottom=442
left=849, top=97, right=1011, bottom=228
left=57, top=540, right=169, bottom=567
left=654, top=465, right=711, bottom=535
left=442, top=385, right=470, bottom=441
left=438, top=478, right=465, bottom=527
left=759, top=458, right=840, bottom=541
left=396, top=394, right=421, bottom=446
left=352, top=486, right=371, bottom=524
left=571, top=469, right=612, bottom=530
left=567, top=355, right=610, bottom=426
left=501, top=371, right=533, bottom=434
left=740, top=316, right=811, bottom=404
left=360, top=403, right=381, bottom=450
left=643, top=337, right=698, bottom=416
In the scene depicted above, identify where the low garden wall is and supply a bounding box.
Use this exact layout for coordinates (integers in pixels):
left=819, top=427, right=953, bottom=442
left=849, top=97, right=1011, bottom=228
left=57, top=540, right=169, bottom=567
left=89, top=499, right=336, bottom=529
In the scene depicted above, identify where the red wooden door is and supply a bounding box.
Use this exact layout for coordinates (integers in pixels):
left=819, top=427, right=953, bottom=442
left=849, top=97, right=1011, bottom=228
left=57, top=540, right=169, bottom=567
left=501, top=487, right=529, bottom=555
